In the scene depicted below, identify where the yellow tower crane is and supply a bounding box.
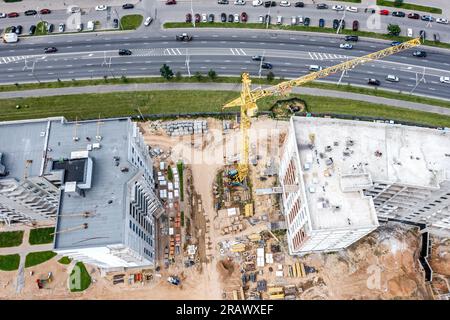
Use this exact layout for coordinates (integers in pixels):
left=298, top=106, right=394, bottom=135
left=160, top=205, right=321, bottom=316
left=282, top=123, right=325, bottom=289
left=222, top=38, right=421, bottom=182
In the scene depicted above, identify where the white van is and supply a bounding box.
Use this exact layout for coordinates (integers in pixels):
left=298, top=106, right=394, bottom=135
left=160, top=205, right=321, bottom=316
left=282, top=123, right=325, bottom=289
left=87, top=21, right=94, bottom=31
left=407, top=28, right=413, bottom=37
left=276, top=15, right=283, bottom=25
left=3, top=33, right=18, bottom=43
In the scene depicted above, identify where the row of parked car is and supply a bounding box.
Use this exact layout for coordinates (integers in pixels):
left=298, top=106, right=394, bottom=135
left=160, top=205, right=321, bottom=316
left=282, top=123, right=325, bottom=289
left=0, top=8, right=52, bottom=19
left=186, top=12, right=248, bottom=23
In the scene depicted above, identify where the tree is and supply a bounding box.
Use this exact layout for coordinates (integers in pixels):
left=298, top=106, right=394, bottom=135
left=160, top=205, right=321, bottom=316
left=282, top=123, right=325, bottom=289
left=387, top=24, right=401, bottom=36
left=394, top=0, right=404, bottom=7
left=160, top=64, right=174, bottom=80
left=266, top=71, right=275, bottom=82
left=194, top=71, right=203, bottom=81
left=207, top=69, right=217, bottom=80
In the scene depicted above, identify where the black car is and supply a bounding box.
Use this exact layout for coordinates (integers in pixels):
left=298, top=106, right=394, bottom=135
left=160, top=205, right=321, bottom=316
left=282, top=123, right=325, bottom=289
left=24, top=10, right=37, bottom=16
left=28, top=25, right=36, bottom=35
left=294, top=1, right=304, bottom=7
left=261, top=62, right=273, bottom=69
left=221, top=13, right=227, bottom=22
left=345, top=35, right=358, bottom=42
left=113, top=18, right=119, bottom=28
left=186, top=13, right=192, bottom=23
left=419, top=30, right=426, bottom=38
left=44, top=47, right=58, bottom=53
left=47, top=23, right=54, bottom=33
left=316, top=3, right=328, bottom=9
left=412, top=50, right=427, bottom=57
left=265, top=14, right=271, bottom=24
left=15, top=25, right=22, bottom=35
left=408, top=13, right=420, bottom=19
left=333, top=19, right=339, bottom=29
left=304, top=17, right=310, bottom=27
left=218, top=0, right=228, bottom=3
left=119, top=49, right=132, bottom=55
left=122, top=3, right=134, bottom=9
left=392, top=11, right=405, bottom=17
left=208, top=13, right=214, bottom=22
left=368, top=79, right=380, bottom=86
left=9, top=26, right=16, bottom=33
left=352, top=20, right=359, bottom=31
left=251, top=55, right=264, bottom=61
left=264, top=1, right=276, bottom=8
left=228, top=14, right=234, bottom=22
left=319, top=18, right=325, bottom=27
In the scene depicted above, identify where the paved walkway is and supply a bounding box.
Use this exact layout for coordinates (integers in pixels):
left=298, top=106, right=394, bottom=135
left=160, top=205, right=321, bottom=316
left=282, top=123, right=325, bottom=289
left=0, top=82, right=448, bottom=116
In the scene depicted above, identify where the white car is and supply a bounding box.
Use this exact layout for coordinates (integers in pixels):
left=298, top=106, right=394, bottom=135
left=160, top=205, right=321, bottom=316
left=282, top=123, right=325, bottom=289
left=346, top=6, right=358, bottom=13
left=277, top=15, right=283, bottom=25
left=234, top=13, right=240, bottom=22
left=252, top=0, right=263, bottom=6
left=340, top=43, right=353, bottom=49
left=202, top=13, right=207, bottom=22
left=386, top=74, right=399, bottom=82
left=440, top=76, right=450, bottom=84
left=332, top=5, right=344, bottom=11
left=58, top=23, right=65, bottom=32
left=279, top=1, right=291, bottom=7
left=234, top=0, right=246, bottom=5
left=291, top=16, right=297, bottom=25
left=259, top=15, right=264, bottom=23
left=95, top=5, right=108, bottom=11
left=144, top=16, right=153, bottom=26
left=297, top=15, right=304, bottom=24
left=436, top=18, right=449, bottom=24
left=0, top=13, right=6, bottom=18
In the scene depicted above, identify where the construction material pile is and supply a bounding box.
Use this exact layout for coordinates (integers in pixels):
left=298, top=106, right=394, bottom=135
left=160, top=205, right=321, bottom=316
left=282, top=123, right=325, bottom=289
left=161, top=120, right=208, bottom=136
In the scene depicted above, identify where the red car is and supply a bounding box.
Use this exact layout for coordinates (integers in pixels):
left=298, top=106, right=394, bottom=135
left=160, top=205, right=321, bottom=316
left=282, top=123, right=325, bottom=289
left=166, top=0, right=177, bottom=4
left=8, top=12, right=19, bottom=18
left=39, top=8, right=51, bottom=14
left=379, top=9, right=389, bottom=15
left=185, top=13, right=192, bottom=23
left=241, top=12, right=248, bottom=22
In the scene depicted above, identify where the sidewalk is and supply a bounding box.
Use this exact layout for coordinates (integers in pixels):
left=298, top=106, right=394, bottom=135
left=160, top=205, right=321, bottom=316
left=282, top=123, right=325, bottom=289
left=0, top=82, right=448, bottom=116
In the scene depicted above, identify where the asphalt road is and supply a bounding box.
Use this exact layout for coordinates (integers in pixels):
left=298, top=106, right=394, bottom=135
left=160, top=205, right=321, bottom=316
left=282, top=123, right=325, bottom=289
left=1, top=28, right=449, bottom=99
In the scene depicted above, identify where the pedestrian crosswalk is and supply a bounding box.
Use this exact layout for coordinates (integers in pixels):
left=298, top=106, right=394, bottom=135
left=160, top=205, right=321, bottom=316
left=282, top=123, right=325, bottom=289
left=230, top=48, right=247, bottom=56
left=0, top=55, right=28, bottom=64
left=308, top=52, right=348, bottom=61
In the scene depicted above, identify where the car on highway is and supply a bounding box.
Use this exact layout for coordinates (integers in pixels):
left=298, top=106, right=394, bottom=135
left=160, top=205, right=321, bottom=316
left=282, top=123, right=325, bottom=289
left=122, top=4, right=134, bottom=9
left=352, top=20, right=358, bottom=31
left=144, top=17, right=153, bottom=26
left=40, top=9, right=51, bottom=14
left=392, top=11, right=405, bottom=17
left=24, top=10, right=37, bottom=16
left=218, top=0, right=229, bottom=4
left=316, top=3, right=328, bottom=9
left=186, top=13, right=192, bottom=23
left=8, top=12, right=19, bottom=18
left=28, top=25, right=36, bottom=35
left=440, top=76, right=450, bottom=84
left=58, top=23, right=65, bottom=32
left=332, top=5, right=344, bottom=11
left=385, top=74, right=399, bottom=82
left=264, top=1, right=276, bottom=7
left=345, top=35, right=358, bottom=42
left=294, top=2, right=304, bottom=7
left=202, top=13, right=207, bottom=22
left=234, top=13, right=240, bottom=22
left=176, top=33, right=193, bottom=41
left=412, top=50, right=427, bottom=57
left=118, top=49, right=132, bottom=55
left=241, top=12, right=248, bottom=22
left=379, top=10, right=389, bottom=15
left=421, top=15, right=434, bottom=21
left=0, top=13, right=6, bottom=18
left=340, top=43, right=353, bottom=49
left=234, top=0, right=246, bottom=5
left=319, top=18, right=325, bottom=27
left=195, top=14, right=201, bottom=23
left=391, top=41, right=402, bottom=46
left=15, top=25, right=22, bottom=35
left=259, top=15, right=264, bottom=23
left=309, top=65, right=322, bottom=72
left=166, top=0, right=177, bottom=4
left=95, top=5, right=108, bottom=11
left=261, top=62, right=272, bottom=69
left=44, top=47, right=58, bottom=54
left=407, top=13, right=420, bottom=19
left=228, top=14, right=234, bottom=22
left=279, top=1, right=291, bottom=7
left=368, top=79, right=380, bottom=86
left=253, top=0, right=263, bottom=5
left=304, top=17, right=310, bottom=26
left=208, top=14, right=215, bottom=22
left=436, top=18, right=448, bottom=24
left=252, top=55, right=264, bottom=61
left=47, top=23, right=54, bottom=33
left=113, top=19, right=119, bottom=28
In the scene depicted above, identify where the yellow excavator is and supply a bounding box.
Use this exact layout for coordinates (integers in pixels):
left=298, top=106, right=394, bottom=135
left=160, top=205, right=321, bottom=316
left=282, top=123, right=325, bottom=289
left=222, top=38, right=422, bottom=183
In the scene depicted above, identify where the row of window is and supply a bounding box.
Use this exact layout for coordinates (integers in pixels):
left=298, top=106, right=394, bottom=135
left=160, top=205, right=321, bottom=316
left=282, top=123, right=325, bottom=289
left=129, top=220, right=154, bottom=247
left=143, top=247, right=153, bottom=259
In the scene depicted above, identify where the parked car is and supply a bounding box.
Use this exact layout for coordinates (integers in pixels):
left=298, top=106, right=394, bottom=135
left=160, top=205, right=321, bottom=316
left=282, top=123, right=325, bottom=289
left=220, top=13, right=226, bottom=22
left=259, top=15, right=264, bottom=23
left=252, top=0, right=263, bottom=5
left=440, top=76, right=450, bottom=84
left=144, top=17, right=153, bottom=26
left=58, top=23, right=65, bottom=32
left=391, top=41, right=402, bottom=46
left=95, top=5, right=108, bottom=11
left=252, top=55, right=264, bottom=61
left=44, top=47, right=58, bottom=54
left=166, top=0, right=177, bottom=4
left=421, top=15, right=434, bottom=21
left=24, top=10, right=37, bottom=16
left=297, top=16, right=303, bottom=25
left=15, top=25, right=22, bottom=35
left=261, top=62, right=272, bottom=69
left=436, top=18, right=448, bottom=24
left=316, top=3, right=328, bottom=9
left=333, top=19, right=339, bottom=29
left=9, top=26, right=16, bottom=34
left=234, top=0, right=246, bottom=5
left=241, top=12, right=248, bottom=22
left=265, top=14, right=271, bottom=24
left=303, top=17, right=310, bottom=26
left=379, top=10, right=389, bottom=15
left=368, top=78, right=380, bottom=86
left=47, top=23, right=54, bottom=33
left=412, top=50, right=427, bottom=57
left=392, top=11, right=405, bottom=17
left=40, top=9, right=51, bottom=14
left=352, top=20, right=359, bottom=31
left=340, top=43, right=353, bottom=49
left=113, top=19, right=119, bottom=28
left=294, top=2, right=304, bottom=7
left=208, top=13, right=215, bottom=22
left=419, top=30, right=426, bottom=38
left=7, top=12, right=19, bottom=18
left=346, top=6, right=358, bottom=13
left=234, top=13, right=240, bottom=22
left=76, top=23, right=83, bottom=31
left=385, top=75, right=399, bottom=82
left=28, top=25, right=36, bottom=35
left=434, top=33, right=440, bottom=42
left=279, top=1, right=291, bottom=7
left=407, top=28, right=413, bottom=37
left=202, top=13, right=207, bottom=23
left=291, top=16, right=297, bottom=25
left=332, top=5, right=344, bottom=11
left=122, top=4, right=134, bottom=9
left=218, top=0, right=229, bottom=3
left=264, top=1, right=276, bottom=7
left=276, top=15, right=283, bottom=25
left=407, top=13, right=420, bottom=19
left=228, top=14, right=234, bottom=22
left=186, top=13, right=192, bottom=23
left=118, top=49, right=132, bottom=55
left=319, top=18, right=325, bottom=28
left=0, top=13, right=6, bottom=18
left=345, top=35, right=358, bottom=42
left=195, top=13, right=201, bottom=23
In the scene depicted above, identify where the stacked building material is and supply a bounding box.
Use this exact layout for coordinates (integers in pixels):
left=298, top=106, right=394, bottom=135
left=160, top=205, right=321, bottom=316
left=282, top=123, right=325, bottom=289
left=162, top=120, right=208, bottom=136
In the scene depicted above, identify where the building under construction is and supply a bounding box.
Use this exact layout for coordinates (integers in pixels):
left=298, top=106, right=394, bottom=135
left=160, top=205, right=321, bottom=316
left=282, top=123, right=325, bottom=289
left=0, top=117, right=163, bottom=269
left=279, top=117, right=450, bottom=255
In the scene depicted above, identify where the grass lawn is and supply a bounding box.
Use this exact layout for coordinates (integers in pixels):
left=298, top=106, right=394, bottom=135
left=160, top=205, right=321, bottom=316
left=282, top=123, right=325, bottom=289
left=0, top=230, right=24, bottom=248
left=376, top=0, right=442, bottom=14
left=25, top=251, right=57, bottom=268
left=29, top=227, right=55, bottom=245
left=0, top=254, right=21, bottom=271
left=58, top=256, right=72, bottom=265
left=35, top=21, right=48, bottom=36
left=120, top=14, right=143, bottom=30
left=69, top=262, right=91, bottom=292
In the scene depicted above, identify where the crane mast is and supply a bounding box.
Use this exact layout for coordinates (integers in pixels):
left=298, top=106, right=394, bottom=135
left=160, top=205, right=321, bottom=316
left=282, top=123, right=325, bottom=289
left=222, top=38, right=421, bottom=182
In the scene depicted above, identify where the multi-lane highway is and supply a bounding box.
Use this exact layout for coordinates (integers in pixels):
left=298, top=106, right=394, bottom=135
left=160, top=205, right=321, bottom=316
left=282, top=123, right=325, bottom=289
left=1, top=28, right=450, bottom=99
